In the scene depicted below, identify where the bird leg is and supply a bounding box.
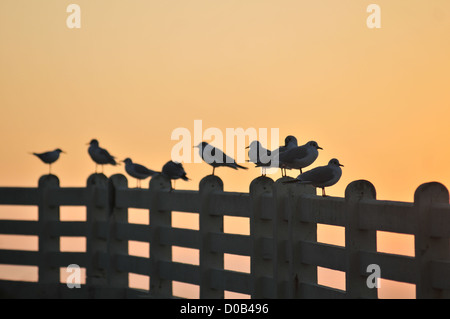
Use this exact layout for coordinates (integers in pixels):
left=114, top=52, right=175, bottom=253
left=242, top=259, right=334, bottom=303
left=95, top=164, right=98, bottom=174
left=322, top=188, right=327, bottom=197
left=300, top=168, right=303, bottom=174
left=212, top=167, right=215, bottom=176
left=48, top=164, right=52, bottom=175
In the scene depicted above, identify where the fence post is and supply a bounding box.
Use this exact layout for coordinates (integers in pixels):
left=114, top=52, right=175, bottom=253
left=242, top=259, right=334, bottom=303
left=345, top=180, right=377, bottom=299
left=149, top=174, right=172, bottom=298
left=414, top=182, right=450, bottom=299
left=199, top=175, right=224, bottom=299
left=272, top=176, right=295, bottom=298
left=250, top=176, right=275, bottom=298
left=38, top=175, right=60, bottom=294
left=85, top=173, right=109, bottom=296
left=107, top=174, right=129, bottom=291
left=289, top=182, right=316, bottom=299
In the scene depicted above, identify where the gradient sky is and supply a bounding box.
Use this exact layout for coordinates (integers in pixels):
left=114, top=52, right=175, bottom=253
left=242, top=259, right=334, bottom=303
left=1, top=0, right=449, bottom=298
left=1, top=0, right=450, bottom=200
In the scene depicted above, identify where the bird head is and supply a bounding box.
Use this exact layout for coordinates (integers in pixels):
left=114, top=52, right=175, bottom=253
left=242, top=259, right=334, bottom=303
left=246, top=140, right=260, bottom=149
left=329, top=158, right=344, bottom=167
left=122, top=158, right=132, bottom=164
left=55, top=148, right=66, bottom=154
left=307, top=141, right=323, bottom=150
left=193, top=142, right=208, bottom=149
left=87, top=139, right=99, bottom=146
left=284, top=135, right=297, bottom=146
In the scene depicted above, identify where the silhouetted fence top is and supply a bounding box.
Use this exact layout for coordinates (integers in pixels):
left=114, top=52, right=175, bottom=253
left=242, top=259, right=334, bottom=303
left=0, top=173, right=450, bottom=298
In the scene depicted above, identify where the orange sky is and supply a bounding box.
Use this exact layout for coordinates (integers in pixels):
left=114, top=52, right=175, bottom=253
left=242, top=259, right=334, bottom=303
left=0, top=0, right=449, bottom=200
left=0, top=0, right=449, bottom=298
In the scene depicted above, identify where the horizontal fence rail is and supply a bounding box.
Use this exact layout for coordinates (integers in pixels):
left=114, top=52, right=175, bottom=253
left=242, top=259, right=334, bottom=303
left=0, top=173, right=449, bottom=298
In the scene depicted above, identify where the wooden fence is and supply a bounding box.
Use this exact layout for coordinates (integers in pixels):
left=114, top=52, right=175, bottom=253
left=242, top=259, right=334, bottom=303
left=0, top=173, right=450, bottom=298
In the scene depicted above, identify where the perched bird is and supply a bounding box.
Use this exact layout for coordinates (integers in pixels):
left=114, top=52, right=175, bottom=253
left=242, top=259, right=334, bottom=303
left=283, top=158, right=344, bottom=197
left=31, top=148, right=65, bottom=174
left=246, top=140, right=277, bottom=176
left=279, top=140, right=322, bottom=176
left=162, top=160, right=189, bottom=189
left=123, top=158, right=158, bottom=188
left=87, top=139, right=117, bottom=173
left=194, top=141, right=248, bottom=176
left=272, top=135, right=298, bottom=176
left=276, top=135, right=298, bottom=153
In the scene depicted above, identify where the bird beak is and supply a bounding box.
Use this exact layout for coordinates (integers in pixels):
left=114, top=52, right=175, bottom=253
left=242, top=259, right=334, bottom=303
left=62, top=151, right=67, bottom=154
left=86, top=142, right=90, bottom=145
left=339, top=163, right=344, bottom=167
left=245, top=146, right=249, bottom=149
left=318, top=146, right=323, bottom=150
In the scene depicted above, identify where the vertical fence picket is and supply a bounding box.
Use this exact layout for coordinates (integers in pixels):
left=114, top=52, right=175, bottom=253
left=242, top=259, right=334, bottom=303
left=345, top=180, right=377, bottom=298
left=85, top=173, right=109, bottom=296
left=414, top=182, right=450, bottom=299
left=38, top=175, right=60, bottom=295
left=250, top=176, right=275, bottom=298
left=149, top=174, right=172, bottom=298
left=290, top=183, right=316, bottom=299
left=199, top=175, right=224, bottom=299
left=272, top=177, right=294, bottom=298
left=108, top=174, right=128, bottom=291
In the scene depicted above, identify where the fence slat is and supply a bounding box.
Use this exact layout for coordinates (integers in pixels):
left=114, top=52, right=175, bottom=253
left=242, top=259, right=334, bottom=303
left=0, top=188, right=38, bottom=205
left=297, top=241, right=346, bottom=271
left=358, top=250, right=416, bottom=284
left=290, top=182, right=318, bottom=299
left=115, top=253, right=150, bottom=276
left=0, top=220, right=37, bottom=235
left=38, top=175, right=60, bottom=286
left=49, top=221, right=86, bottom=237
left=199, top=175, right=224, bottom=299
left=148, top=174, right=172, bottom=298
left=210, top=268, right=252, bottom=295
left=297, top=196, right=346, bottom=226
left=158, top=260, right=200, bottom=285
left=298, top=282, right=346, bottom=299
left=250, top=176, right=275, bottom=299
left=209, top=232, right=251, bottom=256
left=0, top=249, right=38, bottom=266
left=414, top=182, right=450, bottom=299
left=115, top=223, right=152, bottom=243
left=358, top=200, right=415, bottom=234
left=345, top=180, right=378, bottom=299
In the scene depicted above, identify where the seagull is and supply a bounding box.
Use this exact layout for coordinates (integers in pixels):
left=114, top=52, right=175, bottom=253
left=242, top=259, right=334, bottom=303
left=246, top=140, right=277, bottom=176
left=276, top=135, right=298, bottom=153
left=279, top=140, right=322, bottom=176
left=283, top=158, right=344, bottom=197
left=272, top=135, right=298, bottom=176
left=123, top=158, right=158, bottom=188
left=194, top=141, right=248, bottom=175
left=162, top=160, right=189, bottom=189
left=87, top=139, right=117, bottom=173
left=31, top=148, right=65, bottom=174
